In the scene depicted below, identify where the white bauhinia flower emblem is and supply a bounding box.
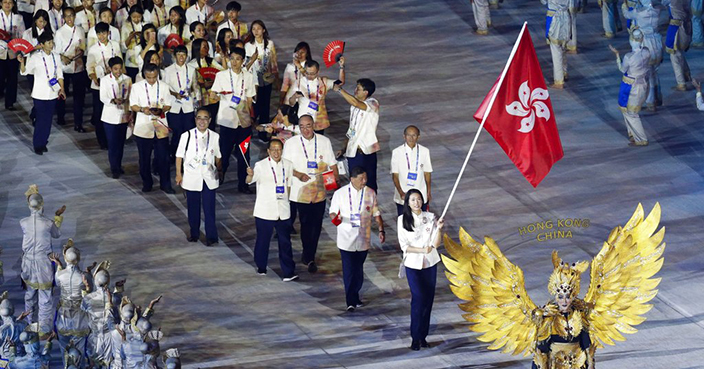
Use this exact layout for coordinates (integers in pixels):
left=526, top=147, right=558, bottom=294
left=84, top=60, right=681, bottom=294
left=505, top=81, right=550, bottom=133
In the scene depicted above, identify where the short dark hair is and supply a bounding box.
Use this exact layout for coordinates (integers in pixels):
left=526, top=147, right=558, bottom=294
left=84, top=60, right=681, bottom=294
left=189, top=20, right=203, bottom=34
left=98, top=7, right=113, bottom=18
left=404, top=125, right=420, bottom=135
left=195, top=107, right=211, bottom=118
left=108, top=56, right=124, bottom=68
left=357, top=78, right=376, bottom=98
left=173, top=45, right=188, bottom=55
left=38, top=31, right=53, bottom=44
left=62, top=7, right=75, bottom=16
left=225, top=1, right=241, bottom=12
left=268, top=139, right=283, bottom=149
left=142, top=63, right=159, bottom=74
left=305, top=60, right=319, bottom=71
left=299, top=114, right=314, bottom=125
left=128, top=5, right=144, bottom=15
left=350, top=166, right=366, bottom=178
left=95, top=22, right=109, bottom=34
left=229, top=47, right=245, bottom=59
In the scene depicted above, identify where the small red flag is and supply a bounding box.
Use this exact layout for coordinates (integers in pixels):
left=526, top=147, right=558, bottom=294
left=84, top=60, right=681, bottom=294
left=238, top=136, right=251, bottom=155
left=473, top=26, right=563, bottom=187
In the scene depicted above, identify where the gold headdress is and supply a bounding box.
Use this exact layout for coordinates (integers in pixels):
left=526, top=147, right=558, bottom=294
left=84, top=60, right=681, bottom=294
left=547, top=251, right=589, bottom=299
left=24, top=184, right=39, bottom=200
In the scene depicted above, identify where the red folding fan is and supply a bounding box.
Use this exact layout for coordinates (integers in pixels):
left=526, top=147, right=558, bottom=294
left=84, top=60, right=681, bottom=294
left=164, top=34, right=184, bottom=49
left=198, top=67, right=219, bottom=81
left=0, top=30, right=10, bottom=42
left=323, top=40, right=345, bottom=68
left=8, top=38, right=33, bottom=54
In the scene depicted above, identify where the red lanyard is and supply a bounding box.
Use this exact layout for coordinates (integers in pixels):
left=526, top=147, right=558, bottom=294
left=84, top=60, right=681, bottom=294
left=63, top=26, right=77, bottom=53
left=145, top=81, right=160, bottom=107
left=268, top=157, right=284, bottom=185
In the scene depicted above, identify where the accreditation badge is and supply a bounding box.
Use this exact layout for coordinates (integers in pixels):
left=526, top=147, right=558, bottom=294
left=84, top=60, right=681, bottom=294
left=406, top=172, right=418, bottom=187
left=231, top=95, right=241, bottom=104
left=346, top=127, right=356, bottom=139
left=49, top=78, right=60, bottom=92
left=308, top=101, right=319, bottom=111
left=187, top=157, right=198, bottom=170
left=350, top=213, right=361, bottom=228
left=307, top=161, right=318, bottom=175
left=275, top=185, right=285, bottom=199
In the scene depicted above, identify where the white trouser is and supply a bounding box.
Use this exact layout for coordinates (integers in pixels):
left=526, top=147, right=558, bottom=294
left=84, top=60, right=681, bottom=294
left=601, top=1, right=621, bottom=36
left=24, top=287, right=53, bottom=335
left=472, top=0, right=491, bottom=31
left=670, top=50, right=691, bottom=85
left=646, top=66, right=662, bottom=106
left=693, top=14, right=703, bottom=45
left=550, top=43, right=567, bottom=83
left=59, top=333, right=87, bottom=368
left=623, top=111, right=647, bottom=142
left=568, top=12, right=578, bottom=50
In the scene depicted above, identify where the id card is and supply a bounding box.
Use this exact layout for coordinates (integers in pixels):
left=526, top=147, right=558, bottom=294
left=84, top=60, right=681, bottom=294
left=187, top=158, right=198, bottom=170
left=49, top=78, right=60, bottom=92
left=307, top=161, right=318, bottom=175
left=275, top=185, right=285, bottom=199
left=406, top=172, right=418, bottom=186
left=350, top=213, right=361, bottom=228
left=346, top=128, right=356, bottom=139
left=308, top=101, right=319, bottom=111
left=231, top=95, right=241, bottom=104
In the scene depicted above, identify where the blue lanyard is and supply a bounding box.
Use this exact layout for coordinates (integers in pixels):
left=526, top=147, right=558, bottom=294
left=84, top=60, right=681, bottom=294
left=300, top=135, right=317, bottom=161
left=229, top=70, right=245, bottom=97
left=1, top=11, right=12, bottom=34
left=405, top=144, right=419, bottom=172
left=41, top=52, right=57, bottom=80
left=348, top=187, right=365, bottom=214
left=268, top=157, right=285, bottom=185
left=145, top=81, right=159, bottom=107
left=305, top=78, right=319, bottom=103
left=176, top=66, right=190, bottom=90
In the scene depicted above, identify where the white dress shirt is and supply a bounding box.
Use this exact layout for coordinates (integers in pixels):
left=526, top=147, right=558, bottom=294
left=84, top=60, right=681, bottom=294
left=16, top=0, right=32, bottom=14
left=185, top=3, right=213, bottom=25
left=211, top=68, right=256, bottom=129
left=114, top=7, right=129, bottom=30
left=0, top=11, right=25, bottom=60
left=281, top=133, right=337, bottom=204
left=121, top=21, right=143, bottom=68
left=280, top=62, right=300, bottom=102
left=329, top=184, right=380, bottom=252
left=164, top=63, right=196, bottom=114
left=244, top=39, right=276, bottom=86
left=54, top=24, right=86, bottom=73
left=176, top=128, right=222, bottom=191
left=157, top=23, right=192, bottom=46
left=99, top=73, right=132, bottom=124
left=345, top=97, right=380, bottom=157
left=21, top=49, right=63, bottom=100
left=390, top=143, right=433, bottom=205
left=86, top=40, right=121, bottom=90
left=129, top=79, right=175, bottom=139
left=216, top=19, right=247, bottom=39
left=144, top=6, right=168, bottom=28
left=87, top=25, right=121, bottom=49
left=250, top=157, right=293, bottom=221
left=291, top=77, right=334, bottom=121
left=397, top=212, right=440, bottom=270
left=75, top=9, right=96, bottom=37
left=33, top=0, right=50, bottom=14
left=21, top=27, right=42, bottom=46
left=48, top=8, right=63, bottom=32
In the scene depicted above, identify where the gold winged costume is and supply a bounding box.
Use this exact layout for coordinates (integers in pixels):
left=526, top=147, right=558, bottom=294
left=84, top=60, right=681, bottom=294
left=442, top=203, right=665, bottom=369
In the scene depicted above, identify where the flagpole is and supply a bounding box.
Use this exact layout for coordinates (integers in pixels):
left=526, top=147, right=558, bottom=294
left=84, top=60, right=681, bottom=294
left=439, top=21, right=528, bottom=219
left=239, top=145, right=250, bottom=167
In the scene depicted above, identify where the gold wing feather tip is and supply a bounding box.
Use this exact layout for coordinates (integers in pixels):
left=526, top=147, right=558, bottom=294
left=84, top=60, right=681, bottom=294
left=586, top=203, right=666, bottom=347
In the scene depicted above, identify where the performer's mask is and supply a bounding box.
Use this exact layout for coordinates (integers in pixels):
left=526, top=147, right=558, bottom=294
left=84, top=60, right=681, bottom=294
left=27, top=193, right=44, bottom=212
left=0, top=298, right=14, bottom=317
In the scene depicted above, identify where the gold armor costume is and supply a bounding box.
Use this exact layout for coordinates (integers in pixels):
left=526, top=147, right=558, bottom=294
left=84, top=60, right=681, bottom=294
left=442, top=203, right=666, bottom=368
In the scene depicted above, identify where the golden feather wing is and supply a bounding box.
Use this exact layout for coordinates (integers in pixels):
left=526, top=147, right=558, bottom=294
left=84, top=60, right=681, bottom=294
left=584, top=202, right=666, bottom=348
left=442, top=227, right=539, bottom=356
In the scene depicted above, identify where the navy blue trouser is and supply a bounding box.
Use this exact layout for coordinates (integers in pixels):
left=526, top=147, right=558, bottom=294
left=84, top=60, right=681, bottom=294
left=33, top=98, right=57, bottom=150
left=57, top=71, right=87, bottom=128
left=255, top=217, right=295, bottom=277
left=406, top=264, right=437, bottom=342
left=186, top=181, right=217, bottom=240
left=91, top=89, right=108, bottom=148
left=347, top=151, right=378, bottom=192
left=167, top=111, right=195, bottom=159
left=0, top=58, right=19, bottom=108
left=103, top=123, right=127, bottom=175
left=219, top=125, right=250, bottom=191
left=340, top=249, right=368, bottom=307
left=295, top=200, right=326, bottom=264
left=134, top=136, right=171, bottom=190
left=254, top=83, right=272, bottom=124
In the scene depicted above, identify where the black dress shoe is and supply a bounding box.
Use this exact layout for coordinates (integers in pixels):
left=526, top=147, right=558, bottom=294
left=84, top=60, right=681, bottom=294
left=187, top=236, right=198, bottom=242
left=307, top=261, right=318, bottom=273
left=41, top=147, right=48, bottom=153
left=238, top=187, right=253, bottom=194
left=206, top=239, right=218, bottom=246
left=420, top=339, right=431, bottom=348
left=111, top=172, right=120, bottom=179
left=161, top=187, right=176, bottom=194
left=141, top=186, right=152, bottom=193
left=34, top=148, right=43, bottom=155
left=6, top=105, right=16, bottom=111
left=120, top=168, right=125, bottom=174
left=57, top=120, right=66, bottom=126
left=410, top=341, right=420, bottom=351
left=74, top=127, right=86, bottom=133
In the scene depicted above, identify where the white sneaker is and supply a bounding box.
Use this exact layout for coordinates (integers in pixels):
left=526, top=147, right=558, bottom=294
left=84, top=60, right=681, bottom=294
left=282, top=275, right=299, bottom=282
left=346, top=305, right=355, bottom=312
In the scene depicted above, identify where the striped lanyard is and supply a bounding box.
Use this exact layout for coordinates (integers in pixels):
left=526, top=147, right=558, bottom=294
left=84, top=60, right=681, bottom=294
left=51, top=9, right=62, bottom=30
left=63, top=26, right=77, bottom=53
left=100, top=42, right=115, bottom=70
left=268, top=157, right=285, bottom=186
left=229, top=69, right=245, bottom=97
left=176, top=66, right=190, bottom=91
left=405, top=144, right=419, bottom=172
left=195, top=130, right=209, bottom=159
left=1, top=11, right=12, bottom=33
left=348, top=186, right=364, bottom=215
left=229, top=20, right=240, bottom=38
left=195, top=3, right=208, bottom=23
left=110, top=74, right=126, bottom=99
left=145, top=81, right=159, bottom=107
left=305, top=78, right=320, bottom=104
left=41, top=52, right=58, bottom=80
left=300, top=135, right=317, bottom=162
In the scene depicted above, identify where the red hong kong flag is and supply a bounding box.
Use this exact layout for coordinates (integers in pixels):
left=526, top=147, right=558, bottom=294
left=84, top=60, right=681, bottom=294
left=473, top=25, right=563, bottom=188
left=238, top=135, right=251, bottom=155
